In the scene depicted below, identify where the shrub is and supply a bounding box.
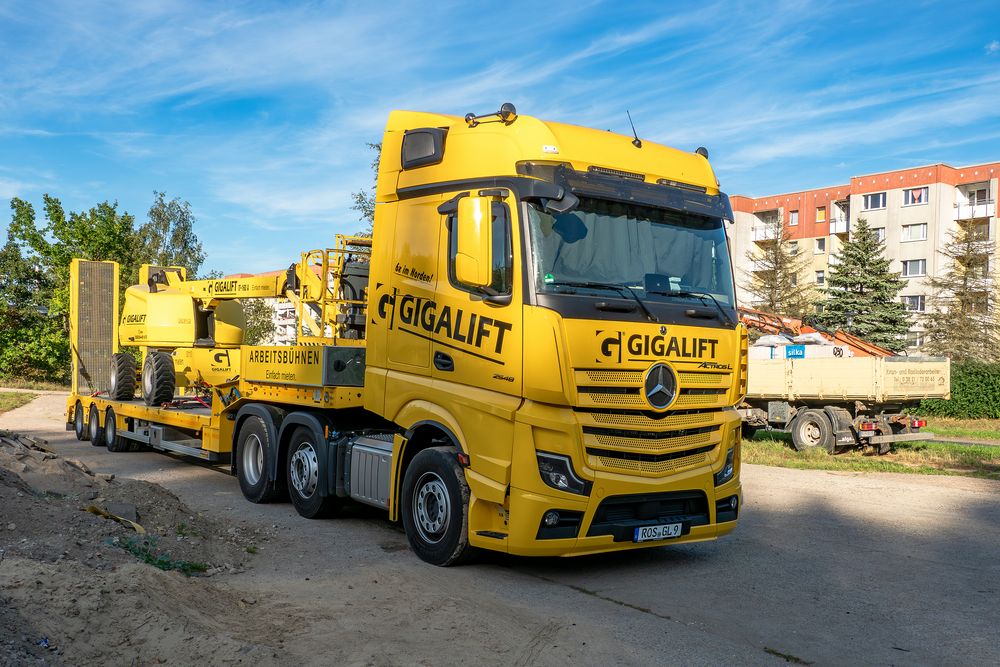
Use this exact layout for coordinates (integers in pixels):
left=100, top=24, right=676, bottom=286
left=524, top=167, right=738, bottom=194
left=920, top=361, right=1000, bottom=419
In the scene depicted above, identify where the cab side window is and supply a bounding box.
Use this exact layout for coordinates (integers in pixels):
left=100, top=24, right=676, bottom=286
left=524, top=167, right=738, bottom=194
left=448, top=201, right=513, bottom=295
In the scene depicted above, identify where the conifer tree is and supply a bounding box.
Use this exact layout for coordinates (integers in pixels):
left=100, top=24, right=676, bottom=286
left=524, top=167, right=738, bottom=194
left=740, top=212, right=814, bottom=317
left=922, top=224, right=999, bottom=361
left=813, top=218, right=910, bottom=351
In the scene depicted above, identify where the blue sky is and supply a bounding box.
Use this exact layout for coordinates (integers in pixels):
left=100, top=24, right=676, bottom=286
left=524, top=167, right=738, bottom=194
left=2, top=0, right=1000, bottom=274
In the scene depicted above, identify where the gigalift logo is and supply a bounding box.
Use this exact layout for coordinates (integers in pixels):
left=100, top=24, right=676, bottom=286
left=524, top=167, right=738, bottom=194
left=598, top=330, right=719, bottom=364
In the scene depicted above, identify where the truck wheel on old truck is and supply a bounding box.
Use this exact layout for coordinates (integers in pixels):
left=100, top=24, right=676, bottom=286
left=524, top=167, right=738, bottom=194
left=141, top=350, right=175, bottom=406
left=88, top=405, right=104, bottom=447
left=109, top=352, right=136, bottom=401
left=236, top=416, right=277, bottom=503
left=74, top=400, right=89, bottom=441
left=791, top=409, right=835, bottom=453
left=286, top=427, right=339, bottom=519
left=401, top=447, right=474, bottom=566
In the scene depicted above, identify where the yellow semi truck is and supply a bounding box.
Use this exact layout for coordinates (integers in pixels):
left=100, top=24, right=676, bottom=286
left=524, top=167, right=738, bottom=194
left=66, top=104, right=747, bottom=565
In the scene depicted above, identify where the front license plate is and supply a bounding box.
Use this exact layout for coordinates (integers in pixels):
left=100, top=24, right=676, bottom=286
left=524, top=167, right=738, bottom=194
left=633, top=523, right=683, bottom=543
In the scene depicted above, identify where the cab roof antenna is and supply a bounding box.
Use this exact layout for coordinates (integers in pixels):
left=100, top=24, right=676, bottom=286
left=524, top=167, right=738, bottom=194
left=626, top=110, right=642, bottom=148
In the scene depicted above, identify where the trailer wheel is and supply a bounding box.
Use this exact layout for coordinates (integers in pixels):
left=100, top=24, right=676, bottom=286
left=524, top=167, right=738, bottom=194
left=103, top=407, right=130, bottom=452
left=236, top=416, right=276, bottom=503
left=141, top=351, right=175, bottom=406
left=109, top=352, right=136, bottom=401
left=88, top=406, right=104, bottom=447
left=791, top=409, right=835, bottom=453
left=401, top=447, right=474, bottom=566
left=74, top=401, right=89, bottom=441
left=286, top=427, right=339, bottom=519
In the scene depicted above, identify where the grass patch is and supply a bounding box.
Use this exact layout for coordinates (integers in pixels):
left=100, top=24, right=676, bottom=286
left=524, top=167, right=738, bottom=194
left=925, top=417, right=1000, bottom=442
left=744, top=433, right=1000, bottom=480
left=119, top=536, right=208, bottom=576
left=0, top=391, right=37, bottom=414
left=0, top=378, right=70, bottom=392
left=246, top=544, right=258, bottom=554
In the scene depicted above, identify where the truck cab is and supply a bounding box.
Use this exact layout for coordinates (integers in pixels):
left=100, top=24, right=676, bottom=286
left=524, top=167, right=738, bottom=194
left=366, top=107, right=746, bottom=558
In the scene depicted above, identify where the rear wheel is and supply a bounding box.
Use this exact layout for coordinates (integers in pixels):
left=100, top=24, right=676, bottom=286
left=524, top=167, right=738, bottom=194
left=141, top=351, right=175, bottom=406
left=73, top=401, right=89, bottom=441
left=791, top=409, right=835, bottom=453
left=104, top=408, right=131, bottom=452
left=236, top=416, right=276, bottom=503
left=109, top=352, right=136, bottom=401
left=286, top=427, right=339, bottom=519
left=88, top=406, right=104, bottom=447
left=401, top=447, right=474, bottom=566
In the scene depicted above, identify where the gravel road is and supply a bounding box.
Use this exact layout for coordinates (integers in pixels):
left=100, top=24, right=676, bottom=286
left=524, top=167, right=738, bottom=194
left=3, top=393, right=998, bottom=666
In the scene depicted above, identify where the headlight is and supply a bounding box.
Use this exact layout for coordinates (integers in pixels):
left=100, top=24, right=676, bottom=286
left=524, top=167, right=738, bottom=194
left=536, top=451, right=591, bottom=496
left=714, top=447, right=735, bottom=486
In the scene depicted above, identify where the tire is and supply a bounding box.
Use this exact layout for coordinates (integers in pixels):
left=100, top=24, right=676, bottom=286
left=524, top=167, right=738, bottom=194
left=236, top=416, right=277, bottom=503
left=141, top=350, right=175, bottom=406
left=88, top=406, right=104, bottom=447
left=791, top=409, right=835, bottom=453
left=286, top=427, right=339, bottom=519
left=74, top=401, right=89, bottom=441
left=401, top=446, right=474, bottom=566
left=109, top=353, right=136, bottom=401
left=104, top=408, right=131, bottom=452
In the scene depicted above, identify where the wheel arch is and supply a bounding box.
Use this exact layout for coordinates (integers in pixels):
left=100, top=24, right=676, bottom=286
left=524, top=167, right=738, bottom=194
left=275, top=411, right=334, bottom=496
left=231, top=403, right=287, bottom=478
left=392, top=418, right=464, bottom=522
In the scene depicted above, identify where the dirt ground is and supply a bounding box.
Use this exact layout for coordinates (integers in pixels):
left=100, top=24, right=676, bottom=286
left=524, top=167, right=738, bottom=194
left=2, top=393, right=999, bottom=666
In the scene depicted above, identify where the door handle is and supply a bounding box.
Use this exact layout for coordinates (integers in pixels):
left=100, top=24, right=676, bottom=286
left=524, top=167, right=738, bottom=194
left=434, top=352, right=454, bottom=372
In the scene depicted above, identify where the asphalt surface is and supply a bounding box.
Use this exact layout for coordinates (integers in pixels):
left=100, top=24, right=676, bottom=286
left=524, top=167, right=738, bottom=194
left=4, top=393, right=999, bottom=666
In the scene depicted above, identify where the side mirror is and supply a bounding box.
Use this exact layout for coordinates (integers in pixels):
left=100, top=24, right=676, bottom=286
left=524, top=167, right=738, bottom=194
left=455, top=197, right=492, bottom=288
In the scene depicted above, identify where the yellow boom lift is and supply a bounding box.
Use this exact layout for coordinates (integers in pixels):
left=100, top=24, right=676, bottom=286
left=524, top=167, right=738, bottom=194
left=67, top=105, right=746, bottom=565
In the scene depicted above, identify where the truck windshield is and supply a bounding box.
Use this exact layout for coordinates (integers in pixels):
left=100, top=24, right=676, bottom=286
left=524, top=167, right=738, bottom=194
left=526, top=197, right=736, bottom=306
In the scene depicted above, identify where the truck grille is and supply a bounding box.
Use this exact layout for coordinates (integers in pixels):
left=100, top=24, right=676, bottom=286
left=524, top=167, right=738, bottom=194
left=587, top=490, right=710, bottom=541
left=574, top=369, right=730, bottom=411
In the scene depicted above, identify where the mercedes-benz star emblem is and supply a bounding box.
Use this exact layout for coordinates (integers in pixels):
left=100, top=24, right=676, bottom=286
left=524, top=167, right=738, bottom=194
left=643, top=363, right=677, bottom=410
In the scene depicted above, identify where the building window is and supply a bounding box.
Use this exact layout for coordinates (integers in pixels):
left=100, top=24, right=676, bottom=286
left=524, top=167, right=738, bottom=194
left=904, top=187, right=928, bottom=206
left=902, top=259, right=927, bottom=277
left=968, top=188, right=988, bottom=205
left=788, top=240, right=799, bottom=255
left=863, top=192, right=886, bottom=210
left=901, top=295, right=925, bottom=312
left=815, top=270, right=825, bottom=285
left=901, top=223, right=928, bottom=242
left=789, top=210, right=799, bottom=226
left=906, top=331, right=925, bottom=348
left=873, top=227, right=886, bottom=242
left=816, top=206, right=826, bottom=222
left=815, top=237, right=826, bottom=254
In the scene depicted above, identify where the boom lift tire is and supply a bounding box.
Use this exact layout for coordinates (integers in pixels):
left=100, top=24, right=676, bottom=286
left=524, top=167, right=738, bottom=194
left=73, top=401, right=89, bottom=441
left=104, top=407, right=131, bottom=452
left=109, top=352, right=136, bottom=401
left=286, top=427, right=339, bottom=519
left=141, top=350, right=175, bottom=406
left=401, top=446, right=475, bottom=566
left=236, top=416, right=278, bottom=503
left=791, top=409, right=835, bottom=453
left=88, top=405, right=104, bottom=447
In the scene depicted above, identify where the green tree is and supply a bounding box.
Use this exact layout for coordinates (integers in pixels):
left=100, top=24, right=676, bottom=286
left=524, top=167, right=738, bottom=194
left=239, top=298, right=277, bottom=345
left=349, top=142, right=381, bottom=236
left=139, top=191, right=205, bottom=277
left=922, top=225, right=999, bottom=361
left=740, top=212, right=814, bottom=317
left=813, top=218, right=910, bottom=351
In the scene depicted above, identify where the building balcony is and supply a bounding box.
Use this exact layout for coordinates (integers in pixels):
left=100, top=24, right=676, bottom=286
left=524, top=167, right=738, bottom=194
left=829, top=217, right=849, bottom=235
left=752, top=225, right=778, bottom=242
left=954, top=200, right=995, bottom=221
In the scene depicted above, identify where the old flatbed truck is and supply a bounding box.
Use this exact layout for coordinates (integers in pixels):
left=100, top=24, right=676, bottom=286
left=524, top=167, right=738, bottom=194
left=66, top=104, right=747, bottom=565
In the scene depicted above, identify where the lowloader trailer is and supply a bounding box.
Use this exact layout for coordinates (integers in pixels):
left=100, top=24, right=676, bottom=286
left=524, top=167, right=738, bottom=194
left=67, top=104, right=747, bottom=565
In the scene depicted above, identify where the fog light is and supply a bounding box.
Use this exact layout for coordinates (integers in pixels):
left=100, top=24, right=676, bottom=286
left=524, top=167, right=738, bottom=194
left=714, top=447, right=735, bottom=486
left=536, top=452, right=592, bottom=496
left=543, top=510, right=560, bottom=527
left=730, top=496, right=738, bottom=510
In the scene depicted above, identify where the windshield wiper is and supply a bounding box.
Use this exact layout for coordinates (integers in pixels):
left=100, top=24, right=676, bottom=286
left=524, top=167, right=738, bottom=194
left=648, top=289, right=734, bottom=327
left=547, top=280, right=658, bottom=322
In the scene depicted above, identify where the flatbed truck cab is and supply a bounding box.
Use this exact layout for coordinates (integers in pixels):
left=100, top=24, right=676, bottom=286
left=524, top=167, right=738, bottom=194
left=65, top=105, right=745, bottom=566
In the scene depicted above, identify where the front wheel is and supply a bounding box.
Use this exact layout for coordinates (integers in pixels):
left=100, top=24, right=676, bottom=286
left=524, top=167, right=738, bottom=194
left=400, top=447, right=474, bottom=566
left=791, top=409, right=835, bottom=453
left=286, top=427, right=339, bottom=519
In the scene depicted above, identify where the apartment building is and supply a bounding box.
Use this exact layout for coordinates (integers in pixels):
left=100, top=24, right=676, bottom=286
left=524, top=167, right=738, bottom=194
left=729, top=161, right=999, bottom=352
